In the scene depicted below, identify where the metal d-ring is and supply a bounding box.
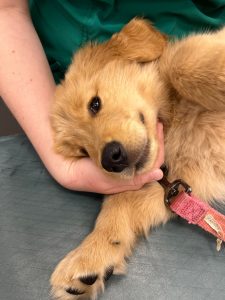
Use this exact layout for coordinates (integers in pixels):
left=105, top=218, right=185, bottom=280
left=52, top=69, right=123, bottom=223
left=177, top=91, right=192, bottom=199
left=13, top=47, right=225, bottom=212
left=158, top=165, right=192, bottom=206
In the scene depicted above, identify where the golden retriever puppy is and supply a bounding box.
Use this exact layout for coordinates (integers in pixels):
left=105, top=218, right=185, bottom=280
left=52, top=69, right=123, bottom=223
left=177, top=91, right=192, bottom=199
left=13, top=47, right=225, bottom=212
left=50, top=18, right=225, bottom=299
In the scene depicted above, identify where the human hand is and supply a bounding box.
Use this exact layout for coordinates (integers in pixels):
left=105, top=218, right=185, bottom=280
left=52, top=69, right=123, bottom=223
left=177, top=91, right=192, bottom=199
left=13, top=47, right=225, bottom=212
left=53, top=122, right=164, bottom=194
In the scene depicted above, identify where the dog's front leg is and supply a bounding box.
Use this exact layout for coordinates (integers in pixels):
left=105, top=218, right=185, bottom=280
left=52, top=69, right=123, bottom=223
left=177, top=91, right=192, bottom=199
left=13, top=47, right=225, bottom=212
left=50, top=183, right=171, bottom=300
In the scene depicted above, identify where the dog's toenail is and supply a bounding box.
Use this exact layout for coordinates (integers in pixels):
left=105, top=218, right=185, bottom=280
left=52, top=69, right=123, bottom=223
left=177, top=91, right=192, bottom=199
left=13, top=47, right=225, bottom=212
left=79, top=274, right=98, bottom=285
left=66, top=287, right=85, bottom=295
left=104, top=266, right=114, bottom=281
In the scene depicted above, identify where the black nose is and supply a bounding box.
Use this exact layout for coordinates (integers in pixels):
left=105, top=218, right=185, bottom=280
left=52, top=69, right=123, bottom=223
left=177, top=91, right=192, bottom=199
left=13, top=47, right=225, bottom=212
left=101, top=141, right=129, bottom=172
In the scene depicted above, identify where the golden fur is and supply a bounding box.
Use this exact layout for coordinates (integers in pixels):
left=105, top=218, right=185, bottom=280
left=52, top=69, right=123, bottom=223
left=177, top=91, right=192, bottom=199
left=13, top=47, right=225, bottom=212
left=50, top=18, right=225, bottom=299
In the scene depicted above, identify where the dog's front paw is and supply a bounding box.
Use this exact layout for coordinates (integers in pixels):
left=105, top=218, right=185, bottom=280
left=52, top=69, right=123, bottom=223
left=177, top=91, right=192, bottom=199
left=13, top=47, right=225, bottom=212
left=50, top=233, right=127, bottom=299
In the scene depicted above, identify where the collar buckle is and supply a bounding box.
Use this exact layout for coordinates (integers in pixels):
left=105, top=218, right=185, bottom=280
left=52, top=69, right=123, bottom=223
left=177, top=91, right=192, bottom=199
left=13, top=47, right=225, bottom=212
left=159, top=165, right=192, bottom=206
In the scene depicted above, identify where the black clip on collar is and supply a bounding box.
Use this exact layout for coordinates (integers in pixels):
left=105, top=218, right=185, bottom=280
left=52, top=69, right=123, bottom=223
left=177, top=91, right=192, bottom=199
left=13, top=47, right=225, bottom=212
left=158, top=164, right=192, bottom=205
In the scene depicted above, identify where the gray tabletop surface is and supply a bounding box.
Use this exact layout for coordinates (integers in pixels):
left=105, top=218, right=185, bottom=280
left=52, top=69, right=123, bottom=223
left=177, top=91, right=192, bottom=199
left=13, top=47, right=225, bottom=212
left=0, top=135, right=225, bottom=300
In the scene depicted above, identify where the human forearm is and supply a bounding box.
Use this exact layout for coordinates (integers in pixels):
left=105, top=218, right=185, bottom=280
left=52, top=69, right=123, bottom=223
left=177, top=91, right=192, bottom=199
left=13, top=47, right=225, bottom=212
left=0, top=3, right=59, bottom=173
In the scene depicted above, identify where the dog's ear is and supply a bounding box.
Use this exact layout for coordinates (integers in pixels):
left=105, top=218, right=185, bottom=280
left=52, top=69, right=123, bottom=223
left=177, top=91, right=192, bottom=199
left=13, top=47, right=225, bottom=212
left=107, top=18, right=167, bottom=63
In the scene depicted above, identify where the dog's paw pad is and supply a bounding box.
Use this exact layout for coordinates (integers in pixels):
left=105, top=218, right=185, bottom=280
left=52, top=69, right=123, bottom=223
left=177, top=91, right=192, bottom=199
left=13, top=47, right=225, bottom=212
left=66, top=287, right=85, bottom=295
left=79, top=274, right=98, bottom=285
left=104, top=266, right=114, bottom=281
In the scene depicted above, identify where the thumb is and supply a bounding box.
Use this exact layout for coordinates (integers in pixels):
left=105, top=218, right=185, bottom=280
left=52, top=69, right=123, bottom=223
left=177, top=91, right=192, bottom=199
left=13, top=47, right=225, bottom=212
left=132, top=168, right=163, bottom=188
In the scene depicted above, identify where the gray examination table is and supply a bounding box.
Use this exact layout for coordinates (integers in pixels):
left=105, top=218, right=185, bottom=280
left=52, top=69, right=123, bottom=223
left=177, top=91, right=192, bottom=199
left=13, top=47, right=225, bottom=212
left=0, top=135, right=225, bottom=300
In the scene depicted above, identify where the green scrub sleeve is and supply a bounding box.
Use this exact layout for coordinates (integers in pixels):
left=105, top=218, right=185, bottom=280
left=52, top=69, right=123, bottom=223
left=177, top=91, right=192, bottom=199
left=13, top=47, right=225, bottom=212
left=29, top=0, right=225, bottom=83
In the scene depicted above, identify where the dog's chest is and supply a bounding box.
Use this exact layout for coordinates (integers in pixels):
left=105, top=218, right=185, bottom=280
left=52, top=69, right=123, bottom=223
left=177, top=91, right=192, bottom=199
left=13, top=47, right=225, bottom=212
left=164, top=99, right=225, bottom=188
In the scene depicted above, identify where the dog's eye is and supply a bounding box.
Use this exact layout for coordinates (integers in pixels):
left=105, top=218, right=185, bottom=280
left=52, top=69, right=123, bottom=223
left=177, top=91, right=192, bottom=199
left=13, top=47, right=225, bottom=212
left=88, top=96, right=101, bottom=115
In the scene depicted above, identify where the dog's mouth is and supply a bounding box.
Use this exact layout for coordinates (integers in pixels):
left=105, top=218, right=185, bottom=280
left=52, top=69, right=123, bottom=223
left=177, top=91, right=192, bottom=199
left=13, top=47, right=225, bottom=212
left=135, top=139, right=150, bottom=171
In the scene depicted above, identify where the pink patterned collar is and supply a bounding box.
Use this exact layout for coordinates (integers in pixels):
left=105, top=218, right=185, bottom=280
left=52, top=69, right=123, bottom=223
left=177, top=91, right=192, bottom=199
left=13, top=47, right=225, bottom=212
left=159, top=167, right=225, bottom=251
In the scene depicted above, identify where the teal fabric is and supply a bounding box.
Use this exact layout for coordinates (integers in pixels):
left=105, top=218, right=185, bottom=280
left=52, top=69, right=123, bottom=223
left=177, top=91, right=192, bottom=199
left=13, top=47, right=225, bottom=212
left=29, top=0, right=225, bottom=83
left=1, top=135, right=225, bottom=300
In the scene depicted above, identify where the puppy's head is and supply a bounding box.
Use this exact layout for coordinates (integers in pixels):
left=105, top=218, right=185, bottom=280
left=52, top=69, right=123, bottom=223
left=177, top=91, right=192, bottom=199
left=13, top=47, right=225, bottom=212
left=51, top=18, right=169, bottom=178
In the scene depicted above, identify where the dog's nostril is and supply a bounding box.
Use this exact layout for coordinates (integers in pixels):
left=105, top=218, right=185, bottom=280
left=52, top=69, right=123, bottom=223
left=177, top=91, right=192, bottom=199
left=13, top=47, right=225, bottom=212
left=101, top=141, right=128, bottom=172
left=112, top=148, right=122, bottom=161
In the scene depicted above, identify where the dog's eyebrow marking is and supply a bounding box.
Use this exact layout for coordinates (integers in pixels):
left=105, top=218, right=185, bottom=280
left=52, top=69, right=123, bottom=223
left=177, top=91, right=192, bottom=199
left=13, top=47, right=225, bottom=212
left=139, top=112, right=145, bottom=124
left=111, top=240, right=121, bottom=245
